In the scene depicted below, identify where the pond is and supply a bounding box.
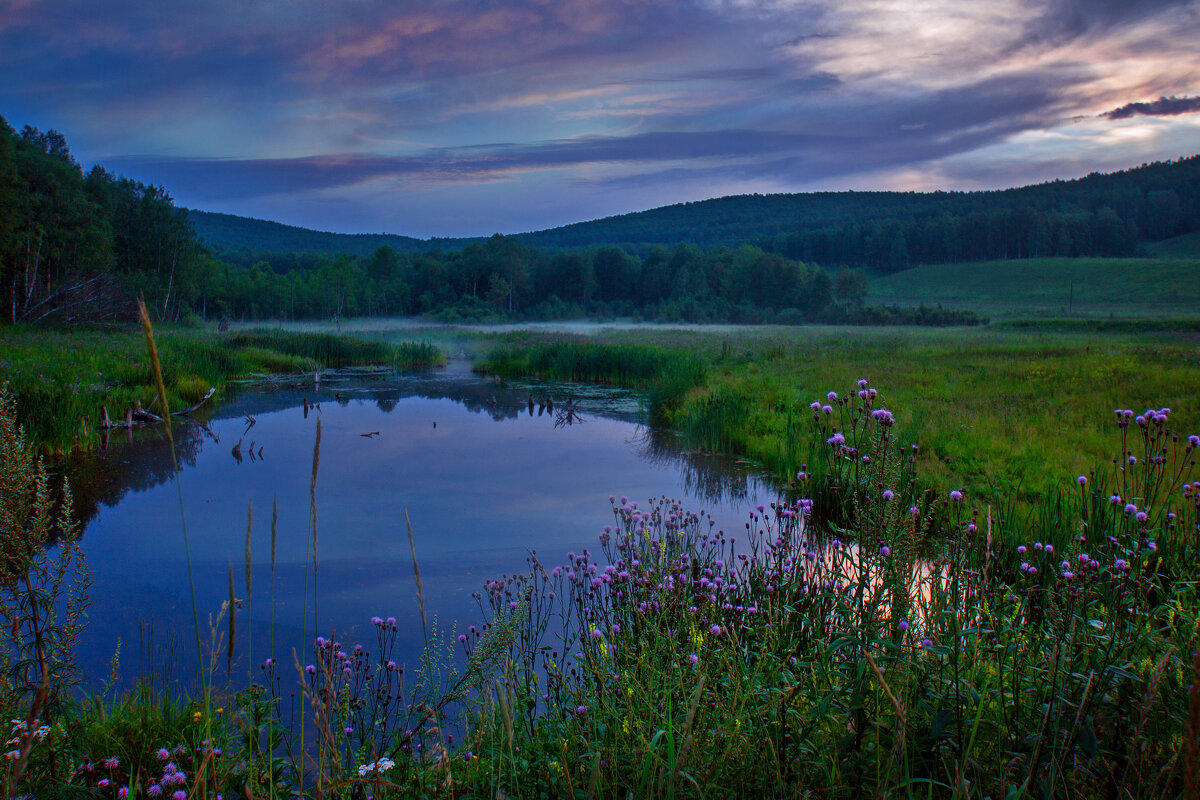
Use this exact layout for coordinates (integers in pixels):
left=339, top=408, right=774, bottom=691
left=68, top=363, right=775, bottom=692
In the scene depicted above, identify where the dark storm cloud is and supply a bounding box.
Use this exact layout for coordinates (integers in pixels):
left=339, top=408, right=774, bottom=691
left=1104, top=95, right=1200, bottom=120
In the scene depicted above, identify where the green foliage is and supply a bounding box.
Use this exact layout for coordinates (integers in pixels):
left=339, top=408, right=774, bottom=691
left=0, top=326, right=443, bottom=452
left=0, top=386, right=91, bottom=794
left=477, top=325, right=1200, bottom=509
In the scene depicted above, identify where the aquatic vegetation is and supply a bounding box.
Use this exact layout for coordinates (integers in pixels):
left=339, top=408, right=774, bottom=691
left=2, top=323, right=1198, bottom=795
left=43, top=378, right=1178, bottom=798
left=0, top=325, right=444, bottom=452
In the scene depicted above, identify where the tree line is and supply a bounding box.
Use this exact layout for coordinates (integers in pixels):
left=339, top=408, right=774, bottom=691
left=13, top=114, right=1195, bottom=326
left=0, top=116, right=213, bottom=323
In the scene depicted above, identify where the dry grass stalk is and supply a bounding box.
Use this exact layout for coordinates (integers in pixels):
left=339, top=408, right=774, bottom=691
left=309, top=419, right=321, bottom=572
left=136, top=298, right=171, bottom=442
left=405, top=508, right=428, bottom=641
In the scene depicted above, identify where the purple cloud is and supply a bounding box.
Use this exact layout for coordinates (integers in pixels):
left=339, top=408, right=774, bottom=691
left=1104, top=95, right=1200, bottom=120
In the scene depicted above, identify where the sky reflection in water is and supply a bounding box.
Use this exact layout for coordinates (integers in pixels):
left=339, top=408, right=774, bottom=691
left=77, top=367, right=769, bottom=689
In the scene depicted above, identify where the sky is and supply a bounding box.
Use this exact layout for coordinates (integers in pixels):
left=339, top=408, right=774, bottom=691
left=2, top=0, right=1198, bottom=238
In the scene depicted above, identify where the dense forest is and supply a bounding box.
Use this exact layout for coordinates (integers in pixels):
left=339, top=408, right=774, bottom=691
left=193, top=157, right=1200, bottom=273
left=3, top=114, right=1196, bottom=326
left=0, top=117, right=214, bottom=323
left=0, top=117, right=979, bottom=326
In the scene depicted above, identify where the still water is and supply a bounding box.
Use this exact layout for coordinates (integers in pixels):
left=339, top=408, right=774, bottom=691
left=72, top=363, right=771, bottom=690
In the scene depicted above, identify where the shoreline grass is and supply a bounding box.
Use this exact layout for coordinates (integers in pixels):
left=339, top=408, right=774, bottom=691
left=1, top=371, right=1196, bottom=797
left=476, top=324, right=1200, bottom=509
left=1, top=319, right=1198, bottom=797
left=0, top=323, right=445, bottom=453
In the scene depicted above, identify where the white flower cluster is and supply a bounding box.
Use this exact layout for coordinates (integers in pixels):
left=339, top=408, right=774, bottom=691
left=357, top=757, right=396, bottom=777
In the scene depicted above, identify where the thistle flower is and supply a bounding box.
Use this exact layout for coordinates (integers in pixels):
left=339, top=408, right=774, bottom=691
left=949, top=490, right=963, bottom=501
left=1077, top=475, right=1087, bottom=486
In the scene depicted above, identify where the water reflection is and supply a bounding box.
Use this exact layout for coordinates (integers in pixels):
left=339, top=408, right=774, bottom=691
left=66, top=365, right=772, bottom=692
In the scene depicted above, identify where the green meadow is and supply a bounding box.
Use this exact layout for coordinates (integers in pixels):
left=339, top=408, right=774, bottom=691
left=2, top=304, right=1199, bottom=798
left=867, top=256, right=1200, bottom=319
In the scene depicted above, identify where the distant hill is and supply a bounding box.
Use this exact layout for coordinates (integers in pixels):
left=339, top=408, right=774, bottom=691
left=188, top=210, right=434, bottom=255
left=1145, top=231, right=1200, bottom=258
left=188, top=155, right=1200, bottom=258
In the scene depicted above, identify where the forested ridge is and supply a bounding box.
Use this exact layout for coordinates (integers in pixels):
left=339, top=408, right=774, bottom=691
left=195, top=156, right=1200, bottom=270
left=3, top=114, right=1196, bottom=327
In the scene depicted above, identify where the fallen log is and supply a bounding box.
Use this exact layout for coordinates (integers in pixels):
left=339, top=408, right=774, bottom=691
left=172, top=386, right=217, bottom=416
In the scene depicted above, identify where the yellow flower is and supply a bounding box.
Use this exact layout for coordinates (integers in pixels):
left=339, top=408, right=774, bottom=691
left=191, top=712, right=202, bottom=723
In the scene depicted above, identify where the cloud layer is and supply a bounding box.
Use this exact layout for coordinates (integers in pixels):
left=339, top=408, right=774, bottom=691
left=3, top=0, right=1198, bottom=236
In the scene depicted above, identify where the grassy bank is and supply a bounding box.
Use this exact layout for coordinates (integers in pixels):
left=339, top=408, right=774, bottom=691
left=478, top=324, right=1200, bottom=510
left=1, top=366, right=1197, bottom=798
left=0, top=325, right=444, bottom=452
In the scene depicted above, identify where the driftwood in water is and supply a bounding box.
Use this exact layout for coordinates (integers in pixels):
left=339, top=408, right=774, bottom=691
left=101, top=386, right=215, bottom=431
left=172, top=387, right=217, bottom=416
left=101, top=405, right=162, bottom=429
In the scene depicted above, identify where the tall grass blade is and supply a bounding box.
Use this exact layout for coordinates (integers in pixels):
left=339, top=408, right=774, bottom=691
left=270, top=494, right=278, bottom=576
left=138, top=299, right=206, bottom=704
left=244, top=501, right=253, bottom=596
left=227, top=562, right=235, bottom=673
left=405, top=508, right=428, bottom=642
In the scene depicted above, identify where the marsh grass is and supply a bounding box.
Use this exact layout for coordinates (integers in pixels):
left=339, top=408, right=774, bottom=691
left=0, top=324, right=444, bottom=452
left=2, top=322, right=1198, bottom=797
left=478, top=325, right=1200, bottom=512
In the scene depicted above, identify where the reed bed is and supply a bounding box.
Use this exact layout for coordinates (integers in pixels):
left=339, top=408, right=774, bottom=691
left=0, top=324, right=443, bottom=452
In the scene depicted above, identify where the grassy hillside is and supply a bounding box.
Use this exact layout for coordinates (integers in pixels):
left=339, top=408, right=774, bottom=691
left=867, top=256, right=1200, bottom=318
left=1146, top=230, right=1200, bottom=258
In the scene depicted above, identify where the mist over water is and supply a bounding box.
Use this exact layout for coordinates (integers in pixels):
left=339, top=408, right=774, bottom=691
left=74, top=365, right=772, bottom=691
